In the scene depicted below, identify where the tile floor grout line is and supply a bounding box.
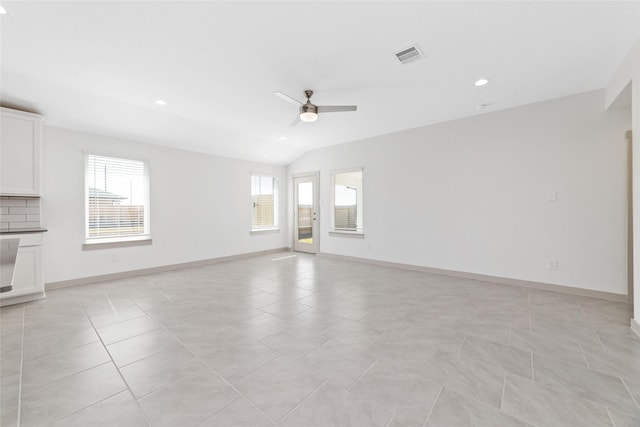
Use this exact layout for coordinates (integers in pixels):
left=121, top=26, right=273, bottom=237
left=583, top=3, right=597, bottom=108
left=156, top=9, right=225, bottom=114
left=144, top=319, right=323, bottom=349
left=365, top=329, right=387, bottom=350
left=279, top=380, right=328, bottom=423
left=207, top=350, right=279, bottom=390
left=563, top=309, right=573, bottom=326
left=96, top=324, right=164, bottom=348
left=198, top=361, right=284, bottom=426
left=578, top=343, right=591, bottom=369
left=225, top=322, right=278, bottom=347
left=103, top=291, right=119, bottom=316
left=528, top=349, right=640, bottom=419
left=22, top=352, right=116, bottom=390
left=530, top=352, right=534, bottom=382
left=594, top=329, right=608, bottom=351
left=112, top=345, right=173, bottom=370
left=621, top=377, right=640, bottom=410
left=533, top=342, right=627, bottom=374
left=293, top=336, right=332, bottom=361
left=193, top=395, right=244, bottom=427
left=578, top=303, right=586, bottom=314
left=84, top=306, right=154, bottom=427
left=141, top=309, right=283, bottom=427
left=43, top=389, right=134, bottom=426
left=605, top=406, right=618, bottom=427
left=455, top=334, right=468, bottom=356
left=21, top=321, right=102, bottom=352
left=155, top=287, right=174, bottom=303
left=346, top=359, right=378, bottom=393
left=421, top=384, right=443, bottom=427
left=499, top=371, right=507, bottom=410
left=87, top=310, right=148, bottom=329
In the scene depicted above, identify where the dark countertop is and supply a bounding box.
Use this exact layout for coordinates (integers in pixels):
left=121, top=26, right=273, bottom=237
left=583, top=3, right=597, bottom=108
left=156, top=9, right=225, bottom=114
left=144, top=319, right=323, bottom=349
left=0, top=228, right=48, bottom=235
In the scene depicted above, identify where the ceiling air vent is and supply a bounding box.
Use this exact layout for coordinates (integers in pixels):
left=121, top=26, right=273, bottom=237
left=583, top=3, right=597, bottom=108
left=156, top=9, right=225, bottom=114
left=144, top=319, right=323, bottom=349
left=395, top=45, right=423, bottom=64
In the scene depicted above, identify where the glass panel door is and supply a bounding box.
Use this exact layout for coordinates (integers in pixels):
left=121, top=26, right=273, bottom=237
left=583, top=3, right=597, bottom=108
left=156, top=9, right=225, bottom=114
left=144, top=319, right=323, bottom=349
left=293, top=173, right=319, bottom=253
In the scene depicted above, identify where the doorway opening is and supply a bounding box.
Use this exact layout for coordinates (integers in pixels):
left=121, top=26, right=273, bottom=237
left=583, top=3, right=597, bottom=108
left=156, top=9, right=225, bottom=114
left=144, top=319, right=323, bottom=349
left=292, top=172, right=319, bottom=254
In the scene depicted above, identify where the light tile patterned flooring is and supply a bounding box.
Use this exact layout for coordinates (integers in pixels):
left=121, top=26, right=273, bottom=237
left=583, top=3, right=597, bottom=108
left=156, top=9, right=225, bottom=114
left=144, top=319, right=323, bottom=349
left=1, top=253, right=639, bottom=426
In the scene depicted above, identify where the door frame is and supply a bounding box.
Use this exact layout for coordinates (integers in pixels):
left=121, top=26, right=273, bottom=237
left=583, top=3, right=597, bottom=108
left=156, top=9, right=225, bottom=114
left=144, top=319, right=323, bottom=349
left=292, top=171, right=320, bottom=254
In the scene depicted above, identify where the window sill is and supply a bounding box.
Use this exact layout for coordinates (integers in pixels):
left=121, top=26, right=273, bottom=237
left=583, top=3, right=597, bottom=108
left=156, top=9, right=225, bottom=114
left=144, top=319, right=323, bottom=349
left=329, top=229, right=365, bottom=238
left=83, top=237, right=152, bottom=251
left=250, top=228, right=280, bottom=236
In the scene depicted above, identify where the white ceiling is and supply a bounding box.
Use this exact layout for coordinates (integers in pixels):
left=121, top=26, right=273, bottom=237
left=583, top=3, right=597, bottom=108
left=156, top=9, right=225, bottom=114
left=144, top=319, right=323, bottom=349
left=1, top=1, right=639, bottom=165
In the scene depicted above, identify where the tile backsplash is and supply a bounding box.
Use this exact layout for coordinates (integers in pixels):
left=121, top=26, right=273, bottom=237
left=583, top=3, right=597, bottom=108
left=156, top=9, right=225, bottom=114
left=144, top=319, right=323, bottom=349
left=0, top=197, right=41, bottom=231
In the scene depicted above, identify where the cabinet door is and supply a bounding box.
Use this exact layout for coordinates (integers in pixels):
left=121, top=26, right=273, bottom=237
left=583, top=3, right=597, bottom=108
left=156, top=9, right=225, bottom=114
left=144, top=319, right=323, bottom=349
left=3, top=245, right=41, bottom=297
left=0, top=112, right=42, bottom=195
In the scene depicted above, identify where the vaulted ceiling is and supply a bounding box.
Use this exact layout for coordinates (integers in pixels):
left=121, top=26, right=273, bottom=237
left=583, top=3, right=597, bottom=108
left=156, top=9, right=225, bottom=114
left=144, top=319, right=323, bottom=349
left=1, top=1, right=639, bottom=165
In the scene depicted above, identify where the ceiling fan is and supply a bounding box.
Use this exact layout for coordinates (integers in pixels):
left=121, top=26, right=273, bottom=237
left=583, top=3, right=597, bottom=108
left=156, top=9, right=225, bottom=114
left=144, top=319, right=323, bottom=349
left=273, top=90, right=357, bottom=126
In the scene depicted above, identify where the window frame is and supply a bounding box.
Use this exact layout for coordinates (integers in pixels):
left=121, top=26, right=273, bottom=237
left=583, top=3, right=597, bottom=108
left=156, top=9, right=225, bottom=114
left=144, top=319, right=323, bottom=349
left=329, top=167, right=364, bottom=236
left=83, top=152, right=151, bottom=250
left=250, top=172, right=280, bottom=234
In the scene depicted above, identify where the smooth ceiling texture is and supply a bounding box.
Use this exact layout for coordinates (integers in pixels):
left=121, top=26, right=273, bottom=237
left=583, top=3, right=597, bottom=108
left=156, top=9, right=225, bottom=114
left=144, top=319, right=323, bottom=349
left=1, top=1, right=639, bottom=164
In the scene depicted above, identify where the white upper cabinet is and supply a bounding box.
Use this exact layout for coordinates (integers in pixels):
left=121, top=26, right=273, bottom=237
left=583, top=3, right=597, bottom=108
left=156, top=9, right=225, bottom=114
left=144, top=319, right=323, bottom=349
left=0, top=107, right=44, bottom=196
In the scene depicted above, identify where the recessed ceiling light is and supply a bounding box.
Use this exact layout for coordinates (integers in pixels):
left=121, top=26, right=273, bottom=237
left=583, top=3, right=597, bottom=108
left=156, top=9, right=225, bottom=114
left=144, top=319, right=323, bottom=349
left=279, top=136, right=287, bottom=140
left=155, top=99, right=167, bottom=106
left=0, top=5, right=7, bottom=14
left=474, top=78, right=489, bottom=87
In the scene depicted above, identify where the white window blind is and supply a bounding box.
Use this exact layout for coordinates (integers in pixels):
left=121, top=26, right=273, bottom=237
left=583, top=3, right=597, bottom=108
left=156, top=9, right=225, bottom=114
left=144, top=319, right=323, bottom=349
left=251, top=174, right=278, bottom=231
left=85, top=154, right=149, bottom=241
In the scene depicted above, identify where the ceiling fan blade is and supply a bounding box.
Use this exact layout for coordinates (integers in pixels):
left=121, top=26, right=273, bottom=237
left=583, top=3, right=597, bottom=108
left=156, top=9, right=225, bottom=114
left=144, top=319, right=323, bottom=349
left=289, top=115, right=301, bottom=127
left=273, top=91, right=303, bottom=106
left=317, top=105, right=358, bottom=113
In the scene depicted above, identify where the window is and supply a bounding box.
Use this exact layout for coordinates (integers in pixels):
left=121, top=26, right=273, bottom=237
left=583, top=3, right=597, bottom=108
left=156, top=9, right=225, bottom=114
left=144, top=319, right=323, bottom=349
left=331, top=168, right=363, bottom=233
left=251, top=173, right=279, bottom=231
left=85, top=154, right=150, bottom=244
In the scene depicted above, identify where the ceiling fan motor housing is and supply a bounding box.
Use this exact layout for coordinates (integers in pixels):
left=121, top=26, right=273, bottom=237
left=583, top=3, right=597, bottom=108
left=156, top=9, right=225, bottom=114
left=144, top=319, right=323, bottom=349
left=300, top=103, right=318, bottom=115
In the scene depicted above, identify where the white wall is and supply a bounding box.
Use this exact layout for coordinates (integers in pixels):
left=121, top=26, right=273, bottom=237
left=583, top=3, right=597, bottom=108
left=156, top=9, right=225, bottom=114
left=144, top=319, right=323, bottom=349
left=607, top=38, right=640, bottom=324
left=289, top=90, right=631, bottom=295
left=41, top=126, right=288, bottom=284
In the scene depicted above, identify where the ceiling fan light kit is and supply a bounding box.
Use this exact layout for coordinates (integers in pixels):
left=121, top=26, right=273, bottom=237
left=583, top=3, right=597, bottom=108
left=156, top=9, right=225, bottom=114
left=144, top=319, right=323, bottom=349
left=274, top=89, right=357, bottom=125
left=299, top=95, right=318, bottom=122
left=300, top=111, right=318, bottom=122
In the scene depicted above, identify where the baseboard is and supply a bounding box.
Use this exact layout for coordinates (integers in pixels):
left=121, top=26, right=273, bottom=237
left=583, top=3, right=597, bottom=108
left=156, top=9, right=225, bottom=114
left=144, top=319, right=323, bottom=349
left=46, top=247, right=291, bottom=291
left=47, top=248, right=631, bottom=303
left=0, top=292, right=46, bottom=307
left=318, top=252, right=630, bottom=303
left=631, top=319, right=640, bottom=338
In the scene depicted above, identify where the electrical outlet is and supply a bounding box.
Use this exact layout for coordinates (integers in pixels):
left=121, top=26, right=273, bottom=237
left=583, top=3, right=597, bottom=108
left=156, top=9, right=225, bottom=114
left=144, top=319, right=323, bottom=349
left=546, top=190, right=557, bottom=201
left=111, top=252, right=119, bottom=262
left=546, top=259, right=558, bottom=270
